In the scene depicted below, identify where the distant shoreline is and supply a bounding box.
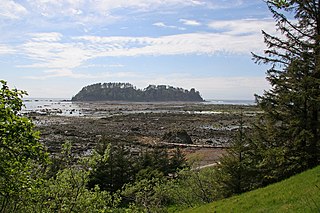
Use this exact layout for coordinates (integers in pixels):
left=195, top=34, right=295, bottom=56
left=23, top=98, right=255, bottom=105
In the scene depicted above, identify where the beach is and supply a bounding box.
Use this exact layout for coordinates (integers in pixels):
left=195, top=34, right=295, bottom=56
left=24, top=100, right=259, bottom=167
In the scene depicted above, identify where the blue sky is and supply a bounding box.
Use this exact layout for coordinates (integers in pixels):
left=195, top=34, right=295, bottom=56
left=0, top=0, right=278, bottom=100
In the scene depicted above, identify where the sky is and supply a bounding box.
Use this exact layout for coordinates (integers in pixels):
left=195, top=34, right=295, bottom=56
left=0, top=0, right=278, bottom=100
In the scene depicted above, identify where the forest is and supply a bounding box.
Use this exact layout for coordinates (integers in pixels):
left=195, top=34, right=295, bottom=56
left=71, top=83, right=204, bottom=102
left=1, top=0, right=320, bottom=212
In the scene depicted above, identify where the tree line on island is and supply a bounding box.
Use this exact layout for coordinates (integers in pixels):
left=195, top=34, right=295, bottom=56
left=71, top=82, right=204, bottom=102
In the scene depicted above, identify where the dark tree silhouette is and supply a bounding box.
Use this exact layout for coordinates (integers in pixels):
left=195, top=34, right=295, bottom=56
left=251, top=0, right=320, bottom=182
left=72, top=83, right=204, bottom=102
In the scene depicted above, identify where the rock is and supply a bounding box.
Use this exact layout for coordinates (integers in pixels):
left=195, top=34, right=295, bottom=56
left=131, top=127, right=140, bottom=132
left=163, top=129, right=193, bottom=144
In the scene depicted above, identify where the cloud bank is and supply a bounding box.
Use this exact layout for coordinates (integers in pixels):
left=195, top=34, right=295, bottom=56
left=13, top=18, right=275, bottom=80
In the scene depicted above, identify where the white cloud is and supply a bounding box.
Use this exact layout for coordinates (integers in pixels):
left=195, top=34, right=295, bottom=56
left=73, top=32, right=264, bottom=57
left=29, top=32, right=63, bottom=42
left=208, top=19, right=277, bottom=35
left=153, top=22, right=167, bottom=27
left=24, top=0, right=203, bottom=23
left=0, top=44, right=15, bottom=54
left=205, top=0, right=245, bottom=9
left=24, top=69, right=137, bottom=80
left=179, top=19, right=201, bottom=26
left=81, top=64, right=125, bottom=68
left=153, top=22, right=185, bottom=30
left=67, top=19, right=278, bottom=58
left=87, top=0, right=243, bottom=14
left=20, top=38, right=91, bottom=69
left=153, top=22, right=168, bottom=27
left=27, top=0, right=83, bottom=18
left=0, top=0, right=27, bottom=19
left=108, top=64, right=125, bottom=68
left=16, top=22, right=269, bottom=75
left=14, top=19, right=275, bottom=80
left=91, top=0, right=203, bottom=13
left=0, top=0, right=251, bottom=37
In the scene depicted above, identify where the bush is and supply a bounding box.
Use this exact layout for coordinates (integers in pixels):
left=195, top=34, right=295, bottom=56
left=164, top=168, right=220, bottom=208
left=0, top=80, right=48, bottom=212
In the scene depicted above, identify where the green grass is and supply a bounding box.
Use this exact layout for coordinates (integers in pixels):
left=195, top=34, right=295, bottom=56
left=181, top=165, right=320, bottom=213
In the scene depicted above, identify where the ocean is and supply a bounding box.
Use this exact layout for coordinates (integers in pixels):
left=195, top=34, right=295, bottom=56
left=204, top=99, right=256, bottom=105
left=22, top=98, right=256, bottom=116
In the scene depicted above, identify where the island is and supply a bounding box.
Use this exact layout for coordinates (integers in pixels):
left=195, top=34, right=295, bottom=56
left=71, top=82, right=204, bottom=102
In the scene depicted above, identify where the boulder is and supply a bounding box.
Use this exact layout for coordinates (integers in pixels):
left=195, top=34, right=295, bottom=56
left=163, top=129, right=192, bottom=144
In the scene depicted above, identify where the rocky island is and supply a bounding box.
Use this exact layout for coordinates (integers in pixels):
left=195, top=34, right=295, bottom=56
left=72, top=82, right=204, bottom=102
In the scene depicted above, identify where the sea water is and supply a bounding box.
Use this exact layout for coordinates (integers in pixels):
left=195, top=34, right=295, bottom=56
left=204, top=99, right=256, bottom=105
left=22, top=98, right=82, bottom=116
left=22, top=98, right=256, bottom=117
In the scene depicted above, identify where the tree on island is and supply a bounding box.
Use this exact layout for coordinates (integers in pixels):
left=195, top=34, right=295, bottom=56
left=250, top=0, right=320, bottom=183
left=72, top=82, right=204, bottom=102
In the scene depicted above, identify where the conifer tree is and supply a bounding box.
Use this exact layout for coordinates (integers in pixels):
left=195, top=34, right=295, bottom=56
left=216, top=112, right=256, bottom=196
left=252, top=0, right=320, bottom=182
left=87, top=139, right=136, bottom=193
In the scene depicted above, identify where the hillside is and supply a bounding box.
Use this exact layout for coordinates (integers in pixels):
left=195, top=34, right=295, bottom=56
left=72, top=82, right=204, bottom=102
left=182, top=165, right=320, bottom=212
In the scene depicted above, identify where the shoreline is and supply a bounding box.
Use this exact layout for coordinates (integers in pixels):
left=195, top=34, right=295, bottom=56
left=27, top=101, right=259, bottom=167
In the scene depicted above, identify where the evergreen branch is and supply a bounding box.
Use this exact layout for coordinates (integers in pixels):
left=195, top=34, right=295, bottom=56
left=298, top=1, right=318, bottom=20
left=262, top=31, right=303, bottom=55
left=252, top=52, right=290, bottom=66
left=282, top=27, right=313, bottom=50
left=268, top=3, right=314, bottom=39
left=264, top=49, right=293, bottom=62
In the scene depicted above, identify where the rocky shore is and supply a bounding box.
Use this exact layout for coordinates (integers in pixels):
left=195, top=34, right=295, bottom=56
left=26, top=101, right=259, bottom=167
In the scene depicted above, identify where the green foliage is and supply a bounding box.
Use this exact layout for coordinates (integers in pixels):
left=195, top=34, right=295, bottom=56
left=168, top=148, right=188, bottom=173
left=0, top=83, right=116, bottom=212
left=138, top=147, right=171, bottom=176
left=1, top=80, right=193, bottom=212
left=214, top=113, right=256, bottom=197
left=0, top=80, right=48, bottom=212
left=119, top=147, right=189, bottom=211
left=18, top=141, right=117, bottom=213
left=87, top=139, right=138, bottom=193
left=121, top=172, right=168, bottom=213
left=88, top=138, right=188, bottom=195
left=272, top=0, right=289, bottom=8
left=30, top=170, right=114, bottom=213
left=28, top=141, right=116, bottom=213
left=251, top=0, right=320, bottom=183
left=182, top=165, right=320, bottom=213
left=164, top=168, right=220, bottom=208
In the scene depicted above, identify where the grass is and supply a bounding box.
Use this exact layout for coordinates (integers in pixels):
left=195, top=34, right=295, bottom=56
left=181, top=165, right=320, bottom=213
